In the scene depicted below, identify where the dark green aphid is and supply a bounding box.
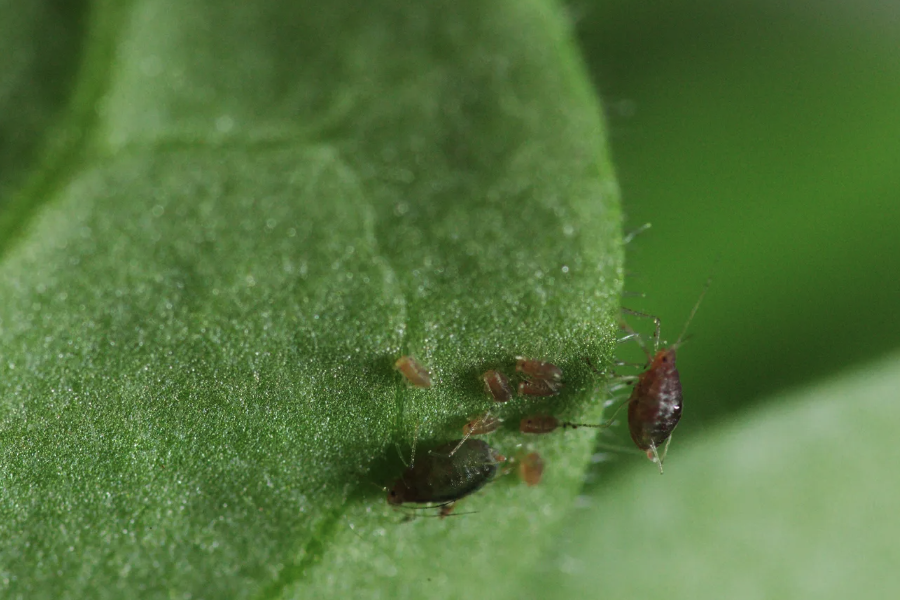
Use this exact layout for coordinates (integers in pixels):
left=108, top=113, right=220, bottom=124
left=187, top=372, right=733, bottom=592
left=387, top=439, right=503, bottom=508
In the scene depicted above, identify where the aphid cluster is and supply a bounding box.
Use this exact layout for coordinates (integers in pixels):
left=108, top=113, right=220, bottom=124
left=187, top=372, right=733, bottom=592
left=385, top=279, right=707, bottom=514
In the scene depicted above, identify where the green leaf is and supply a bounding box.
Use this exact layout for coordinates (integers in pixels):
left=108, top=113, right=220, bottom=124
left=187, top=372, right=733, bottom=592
left=533, top=352, right=900, bottom=599
left=0, top=1, right=621, bottom=598
left=0, top=1, right=86, bottom=205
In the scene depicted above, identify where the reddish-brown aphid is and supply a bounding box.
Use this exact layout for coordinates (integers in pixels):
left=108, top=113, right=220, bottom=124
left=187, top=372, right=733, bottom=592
left=483, top=370, right=513, bottom=402
left=518, top=452, right=545, bottom=486
left=462, top=414, right=502, bottom=436
left=515, top=358, right=563, bottom=383
left=517, top=378, right=562, bottom=397
left=519, top=414, right=608, bottom=434
left=620, top=277, right=711, bottom=473
left=395, top=355, right=432, bottom=388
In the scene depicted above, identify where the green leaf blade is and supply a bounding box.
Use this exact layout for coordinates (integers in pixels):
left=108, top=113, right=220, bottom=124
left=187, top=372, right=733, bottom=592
left=0, top=0, right=621, bottom=598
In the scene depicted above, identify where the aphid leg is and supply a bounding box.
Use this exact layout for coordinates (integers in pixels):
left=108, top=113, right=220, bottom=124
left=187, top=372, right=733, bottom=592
left=621, top=308, right=662, bottom=355
left=646, top=442, right=664, bottom=475
left=614, top=360, right=646, bottom=368
left=408, top=422, right=421, bottom=468
left=617, top=331, right=641, bottom=344
left=394, top=443, right=409, bottom=468
left=659, top=433, right=674, bottom=466
left=439, top=502, right=456, bottom=519
left=608, top=374, right=639, bottom=394
left=448, top=417, right=481, bottom=457
left=623, top=222, right=652, bottom=245
left=600, top=395, right=629, bottom=426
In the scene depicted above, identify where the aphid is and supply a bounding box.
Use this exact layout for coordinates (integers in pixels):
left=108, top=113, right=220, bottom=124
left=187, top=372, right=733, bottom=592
left=394, top=355, right=432, bottom=388
left=619, top=277, right=712, bottom=473
left=520, top=414, right=609, bottom=434
left=515, top=358, right=563, bottom=383
left=387, top=439, right=503, bottom=511
left=518, top=452, right=545, bottom=486
left=462, top=414, right=502, bottom=437
left=517, top=378, right=561, bottom=397
left=482, top=370, right=513, bottom=403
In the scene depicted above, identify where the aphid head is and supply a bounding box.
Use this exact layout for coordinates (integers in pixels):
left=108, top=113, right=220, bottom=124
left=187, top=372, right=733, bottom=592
left=387, top=480, right=409, bottom=506
left=652, top=348, right=677, bottom=368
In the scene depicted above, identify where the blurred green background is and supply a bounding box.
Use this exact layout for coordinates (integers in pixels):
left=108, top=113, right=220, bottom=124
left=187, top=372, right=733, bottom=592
left=2, top=0, right=899, bottom=598
left=543, top=0, right=900, bottom=598
left=573, top=0, right=900, bottom=431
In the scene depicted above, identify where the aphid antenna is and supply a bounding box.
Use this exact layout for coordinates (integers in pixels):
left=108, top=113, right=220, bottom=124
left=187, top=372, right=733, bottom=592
left=621, top=290, right=647, bottom=299
left=409, top=421, right=421, bottom=468
left=671, top=275, right=713, bottom=351
left=448, top=410, right=496, bottom=457
left=623, top=222, right=652, bottom=245
left=367, top=480, right=389, bottom=493
left=620, top=309, right=661, bottom=356
left=394, top=421, right=422, bottom=468
left=394, top=443, right=409, bottom=468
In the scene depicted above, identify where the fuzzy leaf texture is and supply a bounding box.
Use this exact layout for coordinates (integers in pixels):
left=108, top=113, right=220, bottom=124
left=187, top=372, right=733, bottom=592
left=0, top=1, right=622, bottom=599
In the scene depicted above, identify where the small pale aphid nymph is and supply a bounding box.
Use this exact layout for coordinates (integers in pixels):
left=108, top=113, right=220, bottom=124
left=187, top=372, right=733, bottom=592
left=394, top=355, right=432, bottom=388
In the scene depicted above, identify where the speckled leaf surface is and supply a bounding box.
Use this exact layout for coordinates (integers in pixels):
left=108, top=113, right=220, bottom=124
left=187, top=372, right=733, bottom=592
left=0, top=1, right=621, bottom=598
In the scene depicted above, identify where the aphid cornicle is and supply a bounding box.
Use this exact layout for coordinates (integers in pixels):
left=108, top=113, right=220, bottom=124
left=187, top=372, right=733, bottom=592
left=394, top=355, right=432, bottom=388
left=387, top=439, right=503, bottom=510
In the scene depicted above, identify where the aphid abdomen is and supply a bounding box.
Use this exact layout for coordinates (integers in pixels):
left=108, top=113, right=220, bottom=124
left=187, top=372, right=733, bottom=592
left=519, top=452, right=545, bottom=486
left=517, top=379, right=561, bottom=397
left=519, top=415, right=560, bottom=434
left=483, top=370, right=513, bottom=402
left=395, top=356, right=432, bottom=388
left=388, top=439, right=499, bottom=505
left=627, top=351, right=683, bottom=450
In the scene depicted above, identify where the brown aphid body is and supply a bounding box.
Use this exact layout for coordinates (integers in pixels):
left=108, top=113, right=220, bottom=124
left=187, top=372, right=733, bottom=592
left=627, top=348, right=682, bottom=457
left=517, top=378, right=561, bottom=397
left=482, top=370, right=513, bottom=402
left=519, top=452, right=545, bottom=486
left=387, top=439, right=501, bottom=507
left=520, top=414, right=610, bottom=435
left=463, top=414, right=502, bottom=436
left=520, top=415, right=560, bottom=434
left=395, top=355, right=432, bottom=388
left=516, top=358, right=563, bottom=383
